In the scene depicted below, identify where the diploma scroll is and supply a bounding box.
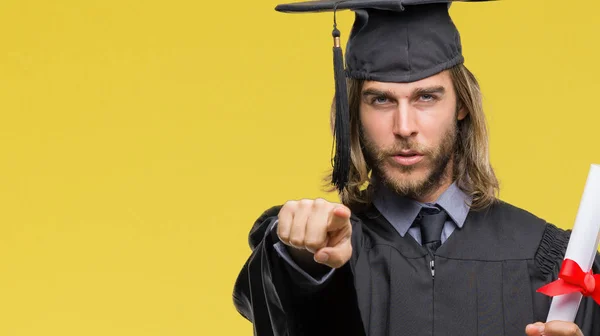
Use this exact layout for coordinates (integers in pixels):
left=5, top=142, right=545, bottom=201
left=545, top=164, right=600, bottom=322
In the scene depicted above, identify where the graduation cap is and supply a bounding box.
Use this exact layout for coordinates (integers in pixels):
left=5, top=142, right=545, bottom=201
left=275, top=0, right=492, bottom=192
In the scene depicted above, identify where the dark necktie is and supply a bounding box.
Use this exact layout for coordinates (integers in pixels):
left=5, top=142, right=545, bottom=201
left=417, top=206, right=448, bottom=254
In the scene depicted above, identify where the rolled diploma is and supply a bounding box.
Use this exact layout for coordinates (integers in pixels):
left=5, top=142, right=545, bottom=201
left=546, top=164, right=600, bottom=322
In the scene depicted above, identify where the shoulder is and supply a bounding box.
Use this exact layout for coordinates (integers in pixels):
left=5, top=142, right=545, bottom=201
left=486, top=199, right=570, bottom=242
left=474, top=199, right=564, bottom=240
left=484, top=200, right=546, bottom=227
left=467, top=200, right=551, bottom=243
left=486, top=200, right=570, bottom=276
left=485, top=199, right=569, bottom=235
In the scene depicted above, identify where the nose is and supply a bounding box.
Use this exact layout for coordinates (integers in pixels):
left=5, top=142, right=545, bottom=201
left=392, top=101, right=418, bottom=138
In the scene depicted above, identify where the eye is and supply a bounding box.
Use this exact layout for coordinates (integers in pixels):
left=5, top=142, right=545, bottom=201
left=419, top=94, right=436, bottom=102
left=372, top=96, right=390, bottom=105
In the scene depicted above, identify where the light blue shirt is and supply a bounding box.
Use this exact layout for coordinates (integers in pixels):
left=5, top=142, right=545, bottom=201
left=372, top=181, right=471, bottom=245
left=273, top=182, right=472, bottom=285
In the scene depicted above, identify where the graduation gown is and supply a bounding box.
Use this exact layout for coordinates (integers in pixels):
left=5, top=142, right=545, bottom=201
left=233, top=201, right=600, bottom=336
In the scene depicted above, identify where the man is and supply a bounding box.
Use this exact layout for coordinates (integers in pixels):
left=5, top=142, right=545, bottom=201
left=233, top=1, right=600, bottom=335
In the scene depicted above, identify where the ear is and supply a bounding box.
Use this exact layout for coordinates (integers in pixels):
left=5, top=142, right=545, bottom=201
left=457, top=105, right=468, bottom=121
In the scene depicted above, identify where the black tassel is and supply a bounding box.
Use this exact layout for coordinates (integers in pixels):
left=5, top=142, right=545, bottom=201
left=331, top=23, right=350, bottom=192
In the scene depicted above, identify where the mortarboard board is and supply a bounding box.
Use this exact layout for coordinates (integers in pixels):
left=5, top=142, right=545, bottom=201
left=274, top=0, right=493, bottom=192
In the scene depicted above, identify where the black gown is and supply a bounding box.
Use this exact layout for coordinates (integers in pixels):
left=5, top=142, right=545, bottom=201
left=233, top=201, right=600, bottom=336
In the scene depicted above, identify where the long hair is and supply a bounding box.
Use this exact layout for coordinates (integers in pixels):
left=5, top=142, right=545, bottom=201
left=323, top=64, right=499, bottom=211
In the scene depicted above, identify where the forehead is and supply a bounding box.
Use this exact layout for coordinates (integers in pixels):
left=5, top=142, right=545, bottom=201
left=361, top=70, right=453, bottom=93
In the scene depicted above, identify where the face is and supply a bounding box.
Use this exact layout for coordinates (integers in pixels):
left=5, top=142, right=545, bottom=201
left=359, top=70, right=467, bottom=201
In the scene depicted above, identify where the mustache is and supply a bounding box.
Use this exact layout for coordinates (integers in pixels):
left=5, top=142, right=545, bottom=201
left=377, top=140, right=432, bottom=157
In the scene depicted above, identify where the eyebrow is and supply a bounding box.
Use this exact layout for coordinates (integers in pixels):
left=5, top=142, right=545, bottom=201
left=361, top=85, right=446, bottom=99
left=362, top=88, right=395, bottom=99
left=414, top=86, right=446, bottom=96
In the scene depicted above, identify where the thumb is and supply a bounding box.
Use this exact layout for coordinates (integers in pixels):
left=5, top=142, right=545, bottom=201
left=314, top=238, right=352, bottom=269
left=525, top=322, right=545, bottom=336
left=328, top=205, right=351, bottom=231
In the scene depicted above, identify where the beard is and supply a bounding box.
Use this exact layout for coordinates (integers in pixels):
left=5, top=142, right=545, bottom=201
left=361, top=123, right=458, bottom=200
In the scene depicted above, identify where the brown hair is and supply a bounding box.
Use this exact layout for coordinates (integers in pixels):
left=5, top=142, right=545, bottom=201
left=323, top=64, right=499, bottom=211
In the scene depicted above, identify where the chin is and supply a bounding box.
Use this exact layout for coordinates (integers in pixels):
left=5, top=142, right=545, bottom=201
left=383, top=167, right=431, bottom=189
left=385, top=162, right=429, bottom=179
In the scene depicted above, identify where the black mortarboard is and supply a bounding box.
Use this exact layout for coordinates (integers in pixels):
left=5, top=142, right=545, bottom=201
left=275, top=0, right=492, bottom=192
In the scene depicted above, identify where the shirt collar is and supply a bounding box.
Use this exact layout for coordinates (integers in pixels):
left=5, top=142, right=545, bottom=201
left=372, top=180, right=472, bottom=237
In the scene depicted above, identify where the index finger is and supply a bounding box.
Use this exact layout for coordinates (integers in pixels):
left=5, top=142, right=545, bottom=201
left=328, top=205, right=351, bottom=231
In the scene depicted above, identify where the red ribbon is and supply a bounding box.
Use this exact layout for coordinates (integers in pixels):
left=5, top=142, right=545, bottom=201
left=537, top=258, right=600, bottom=305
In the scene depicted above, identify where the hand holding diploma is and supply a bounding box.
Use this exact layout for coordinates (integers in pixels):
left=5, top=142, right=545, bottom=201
left=533, top=164, right=600, bottom=329
left=523, top=164, right=600, bottom=335
left=525, top=321, right=584, bottom=336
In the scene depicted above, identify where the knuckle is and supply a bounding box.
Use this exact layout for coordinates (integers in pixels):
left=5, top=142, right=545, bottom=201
left=313, top=198, right=327, bottom=207
left=277, top=228, right=289, bottom=241
left=304, top=239, right=323, bottom=250
left=283, top=200, right=298, bottom=210
left=289, top=238, right=304, bottom=247
left=298, top=199, right=313, bottom=208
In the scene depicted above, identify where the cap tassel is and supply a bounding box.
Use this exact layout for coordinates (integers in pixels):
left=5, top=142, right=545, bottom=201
left=331, top=10, right=350, bottom=192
